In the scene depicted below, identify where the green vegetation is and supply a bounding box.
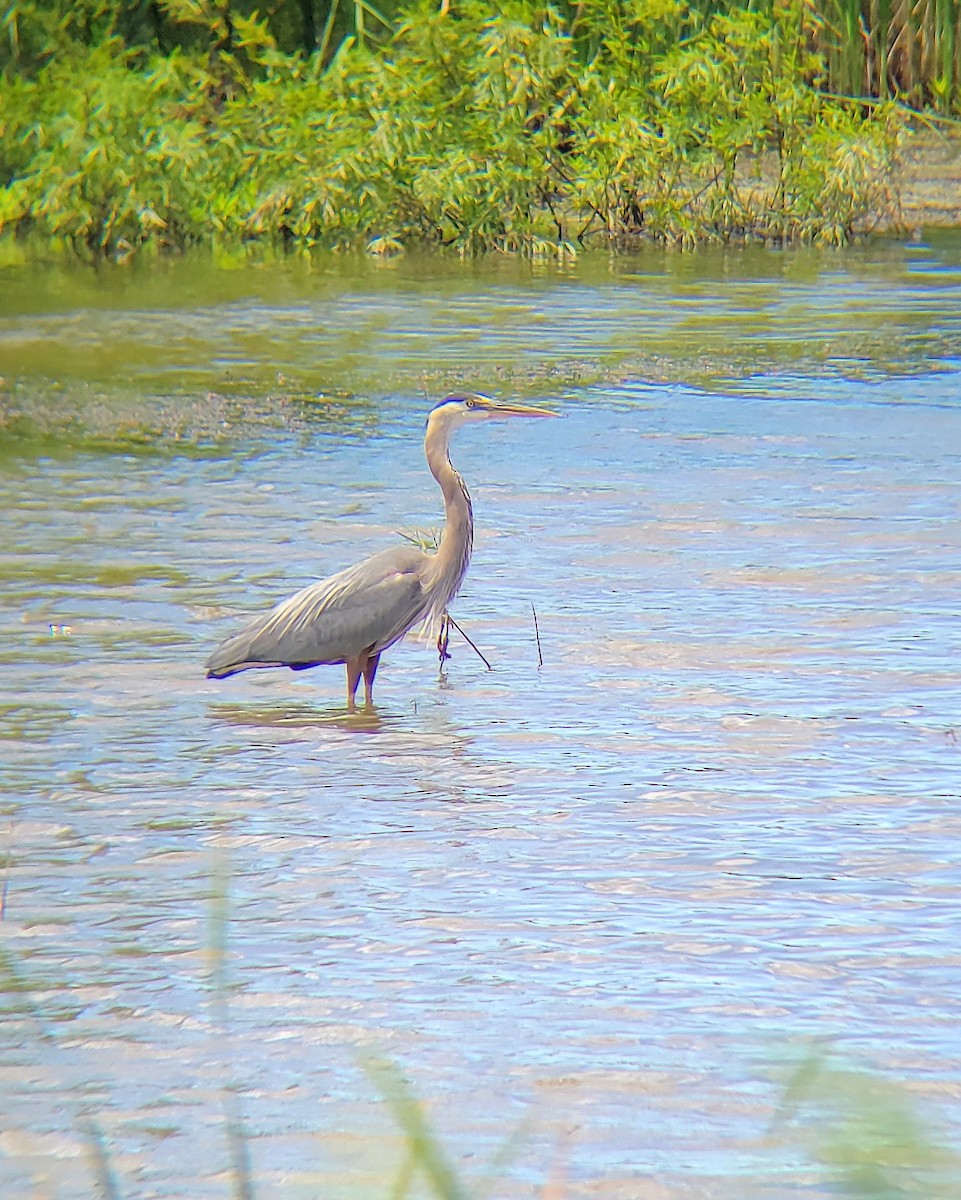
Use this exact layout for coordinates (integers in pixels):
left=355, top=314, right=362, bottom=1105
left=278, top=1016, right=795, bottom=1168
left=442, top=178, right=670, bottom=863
left=1, top=931, right=959, bottom=1195
left=0, top=0, right=954, bottom=258
left=774, top=1049, right=961, bottom=1200
left=817, top=0, right=961, bottom=109
left=1, top=908, right=959, bottom=1198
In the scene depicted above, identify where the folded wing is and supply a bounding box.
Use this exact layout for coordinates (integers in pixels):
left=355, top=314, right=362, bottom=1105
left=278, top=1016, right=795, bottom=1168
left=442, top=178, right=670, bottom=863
left=205, top=546, right=430, bottom=678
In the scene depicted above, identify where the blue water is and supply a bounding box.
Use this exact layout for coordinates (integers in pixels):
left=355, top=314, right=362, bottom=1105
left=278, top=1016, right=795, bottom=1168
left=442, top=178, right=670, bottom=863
left=1, top=239, right=960, bottom=1198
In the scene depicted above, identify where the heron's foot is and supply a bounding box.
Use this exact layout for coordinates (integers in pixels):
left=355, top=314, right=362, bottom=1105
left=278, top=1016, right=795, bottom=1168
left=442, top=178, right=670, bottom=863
left=437, top=615, right=451, bottom=664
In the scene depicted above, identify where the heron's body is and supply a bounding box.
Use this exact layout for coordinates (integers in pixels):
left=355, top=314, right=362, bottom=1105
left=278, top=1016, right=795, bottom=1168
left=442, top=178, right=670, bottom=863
left=205, top=394, right=554, bottom=708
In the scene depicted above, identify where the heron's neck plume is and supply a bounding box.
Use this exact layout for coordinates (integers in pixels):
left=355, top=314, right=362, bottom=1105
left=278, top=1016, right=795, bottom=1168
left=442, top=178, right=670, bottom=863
left=424, top=418, right=473, bottom=610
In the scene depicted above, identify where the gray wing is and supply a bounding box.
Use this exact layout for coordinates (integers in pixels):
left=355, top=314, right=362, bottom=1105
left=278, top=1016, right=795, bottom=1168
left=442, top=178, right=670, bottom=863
left=205, top=546, right=430, bottom=678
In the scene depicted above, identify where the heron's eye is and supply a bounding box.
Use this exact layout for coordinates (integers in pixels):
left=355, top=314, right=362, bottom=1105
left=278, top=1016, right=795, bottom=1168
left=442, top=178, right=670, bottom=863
left=465, top=398, right=476, bottom=409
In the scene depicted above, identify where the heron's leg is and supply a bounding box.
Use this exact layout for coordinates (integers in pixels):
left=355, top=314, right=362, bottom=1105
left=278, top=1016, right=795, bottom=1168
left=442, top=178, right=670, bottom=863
left=345, top=658, right=364, bottom=711
left=362, top=653, right=381, bottom=708
left=437, top=614, right=451, bottom=664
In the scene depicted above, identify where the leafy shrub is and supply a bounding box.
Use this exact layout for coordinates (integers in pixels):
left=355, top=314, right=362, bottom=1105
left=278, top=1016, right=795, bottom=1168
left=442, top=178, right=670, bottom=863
left=0, top=0, right=905, bottom=258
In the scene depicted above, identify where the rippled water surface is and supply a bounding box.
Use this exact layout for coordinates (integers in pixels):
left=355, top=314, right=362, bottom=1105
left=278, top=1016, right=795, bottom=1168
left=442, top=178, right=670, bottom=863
left=1, top=239, right=960, bottom=1198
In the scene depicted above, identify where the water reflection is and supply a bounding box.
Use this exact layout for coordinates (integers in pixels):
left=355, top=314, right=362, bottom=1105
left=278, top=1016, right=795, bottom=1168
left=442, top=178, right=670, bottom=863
left=209, top=701, right=402, bottom=732
left=3, top=239, right=961, bottom=454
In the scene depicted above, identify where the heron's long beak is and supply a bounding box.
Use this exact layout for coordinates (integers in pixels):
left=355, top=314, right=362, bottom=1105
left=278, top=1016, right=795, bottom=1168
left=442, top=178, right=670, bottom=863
left=478, top=397, right=558, bottom=418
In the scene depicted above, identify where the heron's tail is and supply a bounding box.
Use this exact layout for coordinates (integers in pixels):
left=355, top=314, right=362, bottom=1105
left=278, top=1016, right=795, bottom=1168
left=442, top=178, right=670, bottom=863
left=205, top=630, right=271, bottom=679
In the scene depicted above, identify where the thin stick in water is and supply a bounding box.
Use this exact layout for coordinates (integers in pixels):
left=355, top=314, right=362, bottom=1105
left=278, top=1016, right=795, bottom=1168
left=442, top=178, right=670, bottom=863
left=445, top=613, right=493, bottom=671
left=531, top=603, right=543, bottom=667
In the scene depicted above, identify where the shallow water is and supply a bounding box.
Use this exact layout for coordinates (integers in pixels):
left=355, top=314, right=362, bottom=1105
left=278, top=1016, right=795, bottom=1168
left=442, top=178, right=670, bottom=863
left=1, top=239, right=960, bottom=1198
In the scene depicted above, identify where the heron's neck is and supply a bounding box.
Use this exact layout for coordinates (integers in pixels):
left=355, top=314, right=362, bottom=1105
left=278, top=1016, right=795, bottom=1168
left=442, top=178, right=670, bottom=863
left=424, top=421, right=473, bottom=602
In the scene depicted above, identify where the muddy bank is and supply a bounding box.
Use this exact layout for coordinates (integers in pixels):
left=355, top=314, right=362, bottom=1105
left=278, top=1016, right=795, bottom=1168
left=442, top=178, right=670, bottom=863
left=896, top=126, right=961, bottom=229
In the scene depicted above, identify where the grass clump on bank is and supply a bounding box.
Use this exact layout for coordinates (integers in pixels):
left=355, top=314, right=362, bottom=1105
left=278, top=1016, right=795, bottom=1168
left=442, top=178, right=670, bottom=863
left=0, top=1, right=907, bottom=259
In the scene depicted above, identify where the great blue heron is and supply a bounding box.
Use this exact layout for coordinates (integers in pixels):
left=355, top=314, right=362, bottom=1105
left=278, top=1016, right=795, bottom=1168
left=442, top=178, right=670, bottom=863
left=205, top=394, right=555, bottom=708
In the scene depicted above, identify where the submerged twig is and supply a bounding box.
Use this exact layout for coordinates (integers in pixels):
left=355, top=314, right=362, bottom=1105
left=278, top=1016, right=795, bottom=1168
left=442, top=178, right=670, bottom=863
left=531, top=603, right=543, bottom=667
left=445, top=613, right=493, bottom=671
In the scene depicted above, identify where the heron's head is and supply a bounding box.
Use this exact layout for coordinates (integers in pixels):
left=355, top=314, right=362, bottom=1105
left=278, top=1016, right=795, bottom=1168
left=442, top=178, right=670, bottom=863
left=427, top=393, right=556, bottom=435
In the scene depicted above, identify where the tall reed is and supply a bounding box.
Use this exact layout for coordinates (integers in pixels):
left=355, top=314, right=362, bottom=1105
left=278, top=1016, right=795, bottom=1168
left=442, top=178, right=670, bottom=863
left=760, top=0, right=960, bottom=110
